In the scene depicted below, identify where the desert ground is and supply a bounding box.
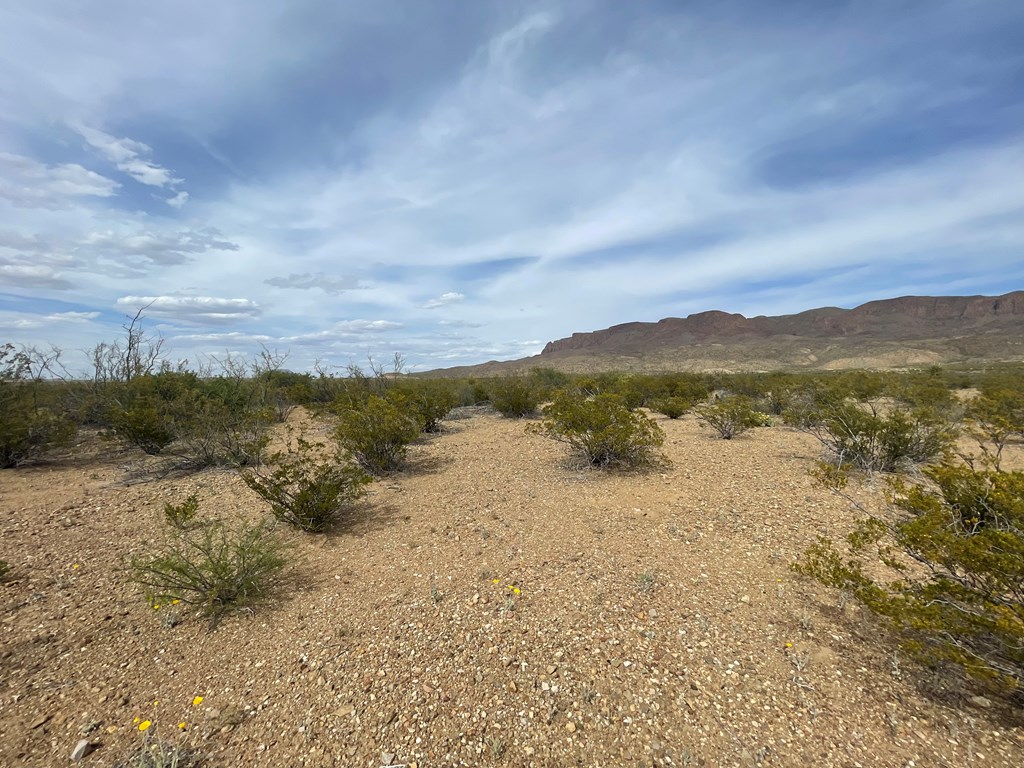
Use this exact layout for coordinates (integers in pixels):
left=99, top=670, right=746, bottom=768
left=1, top=408, right=1022, bottom=767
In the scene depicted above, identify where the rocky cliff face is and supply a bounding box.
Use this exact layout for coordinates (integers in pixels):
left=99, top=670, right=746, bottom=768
left=540, top=291, right=1024, bottom=357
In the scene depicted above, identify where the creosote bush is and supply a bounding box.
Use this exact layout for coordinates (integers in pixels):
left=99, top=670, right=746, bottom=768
left=530, top=392, right=666, bottom=469
left=129, top=518, right=288, bottom=626
left=102, top=371, right=276, bottom=470
left=649, top=397, right=693, bottom=419
left=391, top=380, right=458, bottom=433
left=243, top=438, right=370, bottom=532
left=795, top=459, right=1024, bottom=695
left=695, top=396, right=766, bottom=439
left=0, top=344, right=76, bottom=468
left=488, top=375, right=542, bottom=418
left=968, top=388, right=1024, bottom=458
left=335, top=394, right=421, bottom=474
left=799, top=401, right=955, bottom=473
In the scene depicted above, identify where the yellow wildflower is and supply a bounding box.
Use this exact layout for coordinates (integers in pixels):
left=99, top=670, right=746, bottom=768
left=153, top=604, right=161, bottom=611
left=138, top=720, right=152, bottom=732
left=492, top=579, right=499, bottom=584
left=785, top=642, right=793, bottom=648
left=72, top=563, right=80, bottom=570
left=133, top=717, right=141, bottom=724
left=192, top=696, right=204, bottom=707
left=512, top=587, right=521, bottom=595
left=171, top=599, right=180, bottom=605
left=178, top=722, right=187, bottom=730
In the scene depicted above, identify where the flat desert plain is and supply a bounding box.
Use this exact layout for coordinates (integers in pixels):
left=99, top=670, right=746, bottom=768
left=1, top=408, right=1022, bottom=767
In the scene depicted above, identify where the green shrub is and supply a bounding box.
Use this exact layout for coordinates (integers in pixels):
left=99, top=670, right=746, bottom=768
left=609, top=378, right=646, bottom=410
left=163, top=494, right=199, bottom=530
left=528, top=366, right=572, bottom=398
left=118, top=734, right=201, bottom=768
left=105, top=372, right=198, bottom=449
left=109, top=398, right=175, bottom=455
left=967, top=388, right=1024, bottom=457
left=795, top=460, right=1024, bottom=695
left=488, top=375, right=542, bottom=418
left=390, top=381, right=457, bottom=433
left=104, top=372, right=273, bottom=469
left=530, top=392, right=666, bottom=469
left=802, top=401, right=955, bottom=473
left=892, top=374, right=956, bottom=411
left=129, top=518, right=288, bottom=625
left=335, top=395, right=421, bottom=474
left=0, top=348, right=75, bottom=468
left=695, top=396, right=765, bottom=439
left=243, top=438, right=370, bottom=532
left=758, top=388, right=792, bottom=416
left=0, top=395, right=76, bottom=468
left=649, top=397, right=692, bottom=419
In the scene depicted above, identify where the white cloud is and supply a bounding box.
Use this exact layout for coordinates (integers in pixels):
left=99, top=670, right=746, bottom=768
left=438, top=319, right=483, bottom=328
left=1, top=2, right=1021, bottom=372
left=170, top=330, right=275, bottom=344
left=166, top=190, right=189, bottom=208
left=79, top=227, right=239, bottom=266
left=332, top=319, right=403, bottom=333
left=115, top=295, right=261, bottom=324
left=264, top=272, right=362, bottom=294
left=75, top=125, right=182, bottom=188
left=45, top=311, right=100, bottom=322
left=0, top=152, right=119, bottom=209
left=0, top=262, right=73, bottom=290
left=422, top=291, right=465, bottom=309
left=0, top=312, right=43, bottom=330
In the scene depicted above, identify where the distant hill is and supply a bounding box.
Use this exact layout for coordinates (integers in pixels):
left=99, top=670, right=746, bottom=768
left=428, top=291, right=1024, bottom=376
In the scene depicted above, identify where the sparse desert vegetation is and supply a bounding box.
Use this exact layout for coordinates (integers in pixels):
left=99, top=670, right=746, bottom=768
left=2, top=340, right=1024, bottom=766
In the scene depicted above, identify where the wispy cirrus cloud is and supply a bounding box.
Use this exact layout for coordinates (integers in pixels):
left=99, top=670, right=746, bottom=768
left=75, top=125, right=181, bottom=189
left=79, top=227, right=239, bottom=266
left=0, top=1, right=1021, bottom=372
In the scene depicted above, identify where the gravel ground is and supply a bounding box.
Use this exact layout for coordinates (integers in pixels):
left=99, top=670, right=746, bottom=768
left=1, top=409, right=1022, bottom=767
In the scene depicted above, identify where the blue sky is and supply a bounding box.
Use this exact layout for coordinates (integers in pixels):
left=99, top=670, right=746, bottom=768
left=1, top=0, right=1022, bottom=373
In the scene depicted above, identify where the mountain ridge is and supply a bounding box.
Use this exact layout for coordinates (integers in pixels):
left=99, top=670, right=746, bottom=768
left=427, top=291, right=1024, bottom=376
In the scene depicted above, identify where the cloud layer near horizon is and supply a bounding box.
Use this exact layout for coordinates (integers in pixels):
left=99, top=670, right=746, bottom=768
left=1, top=1, right=1023, bottom=372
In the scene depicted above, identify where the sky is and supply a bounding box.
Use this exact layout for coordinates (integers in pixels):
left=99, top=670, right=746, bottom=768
left=1, top=0, right=1023, bottom=374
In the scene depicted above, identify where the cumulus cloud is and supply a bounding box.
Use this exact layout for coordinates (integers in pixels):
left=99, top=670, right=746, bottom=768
left=264, top=272, right=362, bottom=294
left=115, top=296, right=261, bottom=324
left=0, top=152, right=119, bottom=209
left=422, top=291, right=465, bottom=309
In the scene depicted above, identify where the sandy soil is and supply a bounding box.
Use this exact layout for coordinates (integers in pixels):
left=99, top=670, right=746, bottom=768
left=1, top=409, right=1022, bottom=767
